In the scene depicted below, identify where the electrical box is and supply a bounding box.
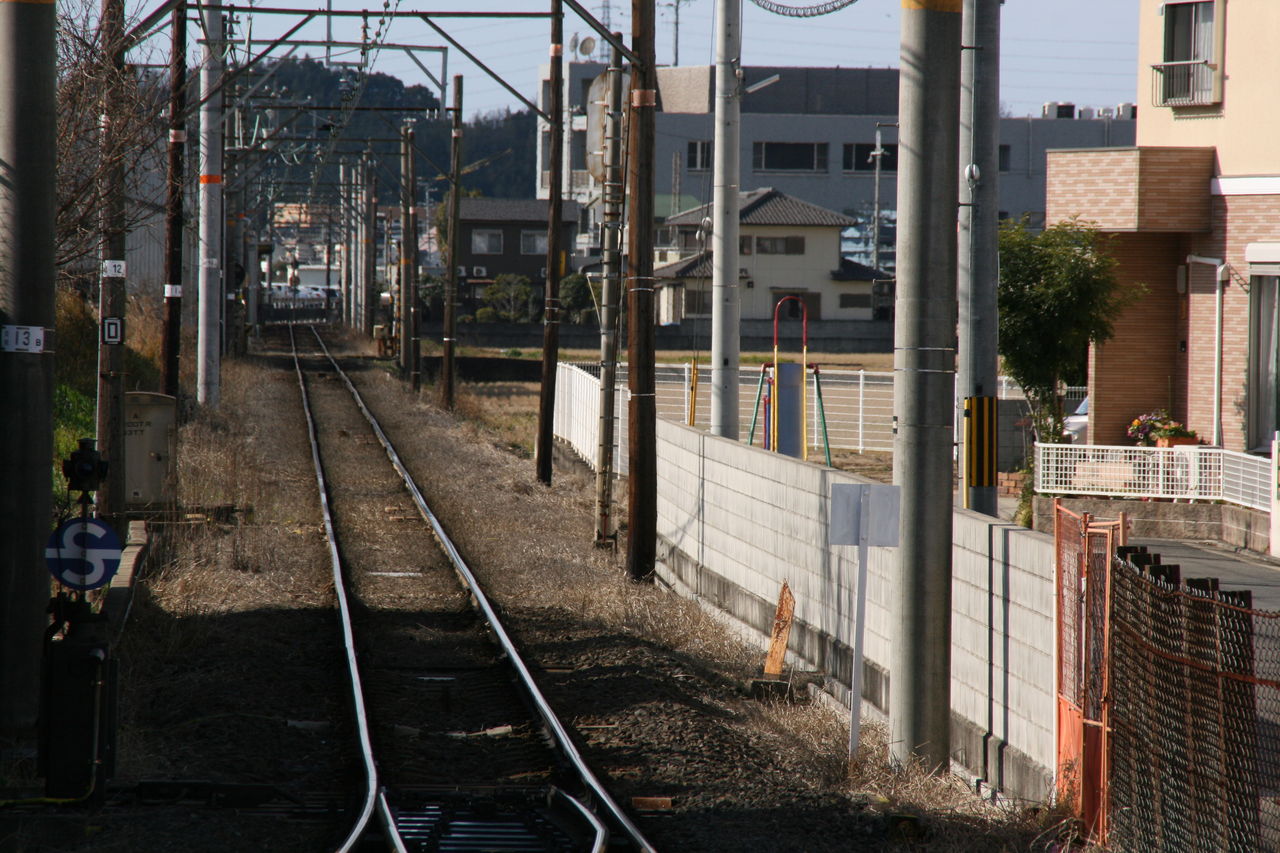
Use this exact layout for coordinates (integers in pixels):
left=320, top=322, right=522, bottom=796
left=124, top=392, right=176, bottom=509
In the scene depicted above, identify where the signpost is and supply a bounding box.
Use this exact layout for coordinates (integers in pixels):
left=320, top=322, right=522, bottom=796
left=44, top=517, right=122, bottom=591
left=831, top=483, right=900, bottom=754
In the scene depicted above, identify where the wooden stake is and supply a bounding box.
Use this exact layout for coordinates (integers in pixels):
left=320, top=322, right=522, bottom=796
left=764, top=581, right=795, bottom=677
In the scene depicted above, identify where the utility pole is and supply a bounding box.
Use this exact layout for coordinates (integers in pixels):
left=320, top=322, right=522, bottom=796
left=163, top=0, right=187, bottom=397
left=594, top=35, right=624, bottom=545
left=958, top=0, right=1000, bottom=516
left=891, top=0, right=962, bottom=772
left=710, top=0, right=740, bottom=440
left=536, top=0, right=565, bottom=485
left=626, top=0, right=657, bottom=582
left=96, top=0, right=127, bottom=519
left=441, top=75, right=463, bottom=410
left=197, top=3, right=224, bottom=406
left=408, top=161, right=421, bottom=392
left=399, top=124, right=412, bottom=377
left=363, top=162, right=377, bottom=338
left=0, top=0, right=56, bottom=733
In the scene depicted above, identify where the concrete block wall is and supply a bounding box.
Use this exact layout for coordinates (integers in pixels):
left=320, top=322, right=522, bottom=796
left=654, top=417, right=1058, bottom=800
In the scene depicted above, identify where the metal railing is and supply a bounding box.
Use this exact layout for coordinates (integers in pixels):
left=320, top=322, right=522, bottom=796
left=1152, top=60, right=1219, bottom=106
left=1036, top=442, right=1271, bottom=512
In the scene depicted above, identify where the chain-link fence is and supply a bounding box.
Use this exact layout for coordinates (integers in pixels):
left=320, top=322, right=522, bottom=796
left=1108, top=555, right=1280, bottom=851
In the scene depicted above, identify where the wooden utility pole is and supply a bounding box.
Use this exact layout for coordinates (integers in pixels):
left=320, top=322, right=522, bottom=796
left=625, top=0, right=657, bottom=582
left=362, top=156, right=376, bottom=338
left=441, top=75, right=462, bottom=410
left=96, top=0, right=127, bottom=519
left=0, top=0, right=57, bottom=733
left=535, top=0, right=565, bottom=485
left=162, top=0, right=186, bottom=397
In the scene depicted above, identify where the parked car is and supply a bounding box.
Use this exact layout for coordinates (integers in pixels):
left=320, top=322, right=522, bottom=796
left=1063, top=396, right=1089, bottom=443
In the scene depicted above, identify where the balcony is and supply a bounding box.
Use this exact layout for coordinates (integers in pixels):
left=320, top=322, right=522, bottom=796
left=1151, top=60, right=1220, bottom=107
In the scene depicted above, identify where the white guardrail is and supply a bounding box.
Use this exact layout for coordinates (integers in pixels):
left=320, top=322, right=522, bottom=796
left=1035, top=442, right=1272, bottom=512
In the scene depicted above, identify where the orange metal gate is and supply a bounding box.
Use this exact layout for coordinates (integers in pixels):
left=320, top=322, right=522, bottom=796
left=1054, top=499, right=1125, bottom=841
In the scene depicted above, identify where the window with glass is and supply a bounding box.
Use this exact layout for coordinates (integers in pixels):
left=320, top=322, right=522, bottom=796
left=843, top=142, right=898, bottom=172
left=471, top=229, right=503, bottom=255
left=1156, top=1, right=1220, bottom=105
left=687, top=140, right=712, bottom=171
left=1248, top=276, right=1280, bottom=451
left=752, top=142, right=828, bottom=172
left=521, top=230, right=547, bottom=255
left=756, top=236, right=805, bottom=255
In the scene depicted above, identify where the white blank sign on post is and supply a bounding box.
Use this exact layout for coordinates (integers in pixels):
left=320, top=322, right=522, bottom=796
left=830, top=483, right=900, bottom=756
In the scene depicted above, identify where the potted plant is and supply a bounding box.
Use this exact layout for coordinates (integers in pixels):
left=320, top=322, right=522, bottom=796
left=1128, top=410, right=1198, bottom=447
left=1152, top=422, right=1198, bottom=448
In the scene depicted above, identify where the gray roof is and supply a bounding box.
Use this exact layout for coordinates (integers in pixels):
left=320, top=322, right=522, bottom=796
left=654, top=251, right=711, bottom=280
left=831, top=258, right=892, bottom=281
left=460, top=197, right=579, bottom=223
left=665, top=188, right=857, bottom=229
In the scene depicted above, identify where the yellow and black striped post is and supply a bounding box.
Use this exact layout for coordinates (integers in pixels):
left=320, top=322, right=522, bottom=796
left=963, top=396, right=998, bottom=505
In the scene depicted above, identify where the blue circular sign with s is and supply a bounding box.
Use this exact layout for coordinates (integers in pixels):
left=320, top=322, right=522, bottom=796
left=45, top=518, right=123, bottom=591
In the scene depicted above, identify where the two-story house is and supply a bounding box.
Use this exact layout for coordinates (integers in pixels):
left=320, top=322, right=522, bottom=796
left=1046, top=0, right=1280, bottom=452
left=455, top=197, right=579, bottom=313
left=652, top=188, right=877, bottom=325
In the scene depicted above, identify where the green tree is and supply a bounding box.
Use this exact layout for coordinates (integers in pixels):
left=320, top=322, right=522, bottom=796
left=998, top=218, right=1137, bottom=442
left=559, top=273, right=599, bottom=324
left=483, top=274, right=534, bottom=321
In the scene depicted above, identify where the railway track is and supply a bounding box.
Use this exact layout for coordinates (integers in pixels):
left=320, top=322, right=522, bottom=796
left=289, top=326, right=653, bottom=853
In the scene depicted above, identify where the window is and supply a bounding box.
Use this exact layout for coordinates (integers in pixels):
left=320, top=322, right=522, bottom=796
left=752, top=142, right=828, bottom=172
left=756, top=236, right=805, bottom=255
left=999, top=144, right=1011, bottom=172
left=839, top=293, right=871, bottom=309
left=684, top=284, right=710, bottom=315
left=520, top=229, right=547, bottom=255
left=687, top=140, right=712, bottom=171
left=471, top=229, right=503, bottom=255
left=739, top=235, right=752, bottom=256
left=843, top=142, right=898, bottom=172
left=1155, top=1, right=1220, bottom=106
left=1248, top=276, right=1280, bottom=451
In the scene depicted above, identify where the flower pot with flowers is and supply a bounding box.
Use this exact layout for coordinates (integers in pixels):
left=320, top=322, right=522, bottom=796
left=1128, top=410, right=1198, bottom=447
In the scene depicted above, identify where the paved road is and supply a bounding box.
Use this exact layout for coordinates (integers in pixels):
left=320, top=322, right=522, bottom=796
left=1131, top=538, right=1280, bottom=612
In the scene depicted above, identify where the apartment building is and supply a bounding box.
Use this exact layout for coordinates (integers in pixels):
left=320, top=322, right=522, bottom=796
left=536, top=62, right=1136, bottom=268
left=1046, top=0, right=1280, bottom=452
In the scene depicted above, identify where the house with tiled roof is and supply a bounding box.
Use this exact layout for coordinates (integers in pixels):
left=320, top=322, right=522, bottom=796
left=653, top=188, right=887, bottom=324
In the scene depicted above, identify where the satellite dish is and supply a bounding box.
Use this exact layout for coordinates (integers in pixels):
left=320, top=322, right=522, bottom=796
left=579, top=35, right=597, bottom=56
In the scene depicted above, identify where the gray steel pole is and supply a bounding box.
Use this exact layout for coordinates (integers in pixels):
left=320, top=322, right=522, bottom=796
left=399, top=127, right=412, bottom=376
left=0, top=0, right=55, bottom=734
left=441, top=76, right=462, bottom=410
left=594, top=35, right=624, bottom=545
left=891, top=0, right=962, bottom=772
left=958, top=0, right=1000, bottom=516
left=96, top=0, right=127, bottom=519
left=197, top=5, right=224, bottom=405
left=363, top=165, right=377, bottom=338
left=710, top=0, right=740, bottom=440
left=535, top=0, right=564, bottom=486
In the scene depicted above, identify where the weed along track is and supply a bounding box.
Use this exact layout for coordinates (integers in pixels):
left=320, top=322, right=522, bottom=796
left=290, top=326, right=652, bottom=852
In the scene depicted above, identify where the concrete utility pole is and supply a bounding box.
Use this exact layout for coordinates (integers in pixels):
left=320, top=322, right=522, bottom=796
left=363, top=163, right=377, bottom=338
left=408, top=159, right=421, bottom=392
left=710, top=0, right=741, bottom=440
left=441, top=75, right=462, bottom=410
left=594, top=35, right=625, bottom=545
left=536, top=0, right=565, bottom=486
left=891, top=0, right=962, bottom=772
left=197, top=4, right=224, bottom=406
left=626, top=0, right=657, bottom=582
left=958, top=0, right=1001, bottom=516
left=163, top=0, right=187, bottom=397
left=0, top=0, right=56, bottom=734
left=96, top=0, right=127, bottom=519
left=399, top=125, right=413, bottom=377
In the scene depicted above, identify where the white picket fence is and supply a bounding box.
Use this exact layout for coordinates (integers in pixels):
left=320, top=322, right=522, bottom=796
left=1035, top=442, right=1272, bottom=512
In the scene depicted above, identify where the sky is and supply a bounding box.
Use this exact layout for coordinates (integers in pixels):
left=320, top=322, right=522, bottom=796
left=130, top=0, right=1140, bottom=121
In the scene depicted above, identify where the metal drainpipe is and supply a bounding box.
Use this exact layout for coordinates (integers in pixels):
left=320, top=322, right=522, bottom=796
left=1188, top=254, right=1225, bottom=446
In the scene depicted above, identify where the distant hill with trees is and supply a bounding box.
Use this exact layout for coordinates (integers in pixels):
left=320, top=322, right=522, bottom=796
left=254, top=57, right=536, bottom=203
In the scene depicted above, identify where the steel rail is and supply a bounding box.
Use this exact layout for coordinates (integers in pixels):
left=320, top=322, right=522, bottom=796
left=308, top=326, right=655, bottom=853
left=288, top=326, right=408, bottom=853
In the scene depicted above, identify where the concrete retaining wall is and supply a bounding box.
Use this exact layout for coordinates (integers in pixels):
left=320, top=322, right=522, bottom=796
left=655, top=418, right=1056, bottom=801
left=1032, top=495, right=1270, bottom=554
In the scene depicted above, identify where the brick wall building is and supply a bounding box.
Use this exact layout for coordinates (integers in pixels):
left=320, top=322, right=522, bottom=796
left=1046, top=0, right=1280, bottom=453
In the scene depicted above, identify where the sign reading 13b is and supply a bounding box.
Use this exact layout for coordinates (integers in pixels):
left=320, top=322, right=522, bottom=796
left=45, top=518, right=123, bottom=591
